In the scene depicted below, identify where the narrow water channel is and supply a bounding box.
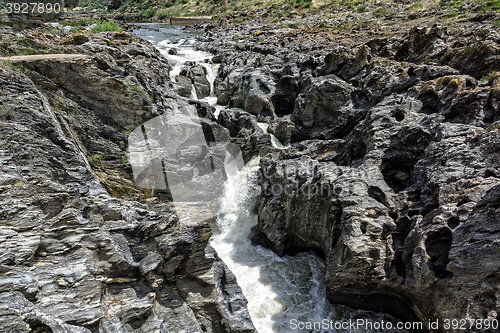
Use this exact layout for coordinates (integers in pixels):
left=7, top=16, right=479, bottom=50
left=133, top=23, right=411, bottom=333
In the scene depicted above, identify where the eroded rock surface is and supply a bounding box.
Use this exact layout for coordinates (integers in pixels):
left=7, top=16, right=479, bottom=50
left=203, top=22, right=500, bottom=332
left=0, top=29, right=255, bottom=333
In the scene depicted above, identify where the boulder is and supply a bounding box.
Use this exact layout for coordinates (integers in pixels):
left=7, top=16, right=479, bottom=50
left=218, top=109, right=271, bottom=162
left=180, top=63, right=211, bottom=99
left=291, top=74, right=357, bottom=140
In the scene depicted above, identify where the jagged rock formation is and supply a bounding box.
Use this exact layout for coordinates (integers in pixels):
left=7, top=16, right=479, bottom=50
left=0, top=29, right=255, bottom=333
left=203, top=23, right=500, bottom=331
left=175, top=62, right=211, bottom=99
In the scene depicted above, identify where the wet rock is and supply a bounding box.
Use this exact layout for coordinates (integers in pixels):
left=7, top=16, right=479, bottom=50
left=201, top=16, right=500, bottom=330
left=218, top=109, right=271, bottom=162
left=215, top=52, right=279, bottom=118
left=268, top=116, right=294, bottom=145
left=174, top=74, right=193, bottom=98
left=180, top=63, right=211, bottom=99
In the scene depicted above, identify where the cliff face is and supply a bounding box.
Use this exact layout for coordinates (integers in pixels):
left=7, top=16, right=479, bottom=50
left=0, top=28, right=255, bottom=333
left=202, top=20, right=500, bottom=331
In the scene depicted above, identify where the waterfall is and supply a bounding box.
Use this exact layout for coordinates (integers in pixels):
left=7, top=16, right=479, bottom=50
left=133, top=23, right=412, bottom=333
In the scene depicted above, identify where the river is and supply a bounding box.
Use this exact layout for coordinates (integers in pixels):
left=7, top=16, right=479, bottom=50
left=133, top=23, right=411, bottom=333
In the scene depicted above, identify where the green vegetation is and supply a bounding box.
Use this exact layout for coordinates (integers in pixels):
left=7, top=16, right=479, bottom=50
left=60, top=0, right=499, bottom=25
left=122, top=152, right=130, bottom=167
left=0, top=106, right=12, bottom=118
left=140, top=8, right=157, bottom=21
left=477, top=0, right=500, bottom=11
left=64, top=0, right=109, bottom=10
left=479, top=71, right=496, bottom=82
left=65, top=17, right=99, bottom=27
left=1, top=59, right=23, bottom=71
left=40, top=27, right=66, bottom=35
left=89, top=152, right=108, bottom=167
left=18, top=48, right=37, bottom=55
left=91, top=21, right=123, bottom=33
left=408, top=2, right=423, bottom=10
left=285, top=21, right=302, bottom=28
left=439, top=0, right=463, bottom=8
left=372, top=8, right=393, bottom=18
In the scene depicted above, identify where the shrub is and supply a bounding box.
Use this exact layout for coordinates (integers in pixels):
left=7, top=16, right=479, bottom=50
left=480, top=71, right=496, bottom=82
left=1, top=59, right=23, bottom=71
left=140, top=7, right=157, bottom=21
left=357, top=5, right=367, bottom=12
left=91, top=21, right=123, bottom=33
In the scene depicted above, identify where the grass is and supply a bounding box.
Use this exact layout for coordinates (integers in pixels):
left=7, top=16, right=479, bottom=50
left=408, top=2, right=423, bottom=10
left=1, top=59, right=23, bottom=71
left=18, top=48, right=37, bottom=55
left=372, top=8, right=393, bottom=18
left=91, top=21, right=123, bottom=33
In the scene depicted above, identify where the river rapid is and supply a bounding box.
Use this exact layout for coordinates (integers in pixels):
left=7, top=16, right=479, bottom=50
left=133, top=23, right=411, bottom=333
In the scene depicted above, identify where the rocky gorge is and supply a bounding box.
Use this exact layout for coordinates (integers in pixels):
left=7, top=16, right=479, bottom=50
left=0, top=7, right=500, bottom=333
left=0, top=21, right=255, bottom=333
left=196, top=13, right=500, bottom=333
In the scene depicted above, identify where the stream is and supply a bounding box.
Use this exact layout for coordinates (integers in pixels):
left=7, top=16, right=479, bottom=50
left=133, top=23, right=411, bottom=333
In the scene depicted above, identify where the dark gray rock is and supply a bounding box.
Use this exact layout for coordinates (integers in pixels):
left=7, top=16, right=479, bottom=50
left=180, top=63, right=211, bottom=99
left=418, top=75, right=491, bottom=126
left=215, top=53, right=278, bottom=118
left=268, top=116, right=294, bottom=145
left=174, top=74, right=193, bottom=98
left=174, top=75, right=193, bottom=97
left=0, top=42, right=256, bottom=333
left=218, top=109, right=271, bottom=162
left=291, top=74, right=358, bottom=140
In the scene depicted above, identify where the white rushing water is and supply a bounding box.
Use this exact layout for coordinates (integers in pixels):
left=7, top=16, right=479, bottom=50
left=134, top=24, right=412, bottom=333
left=212, top=156, right=339, bottom=333
left=156, top=38, right=219, bottom=106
